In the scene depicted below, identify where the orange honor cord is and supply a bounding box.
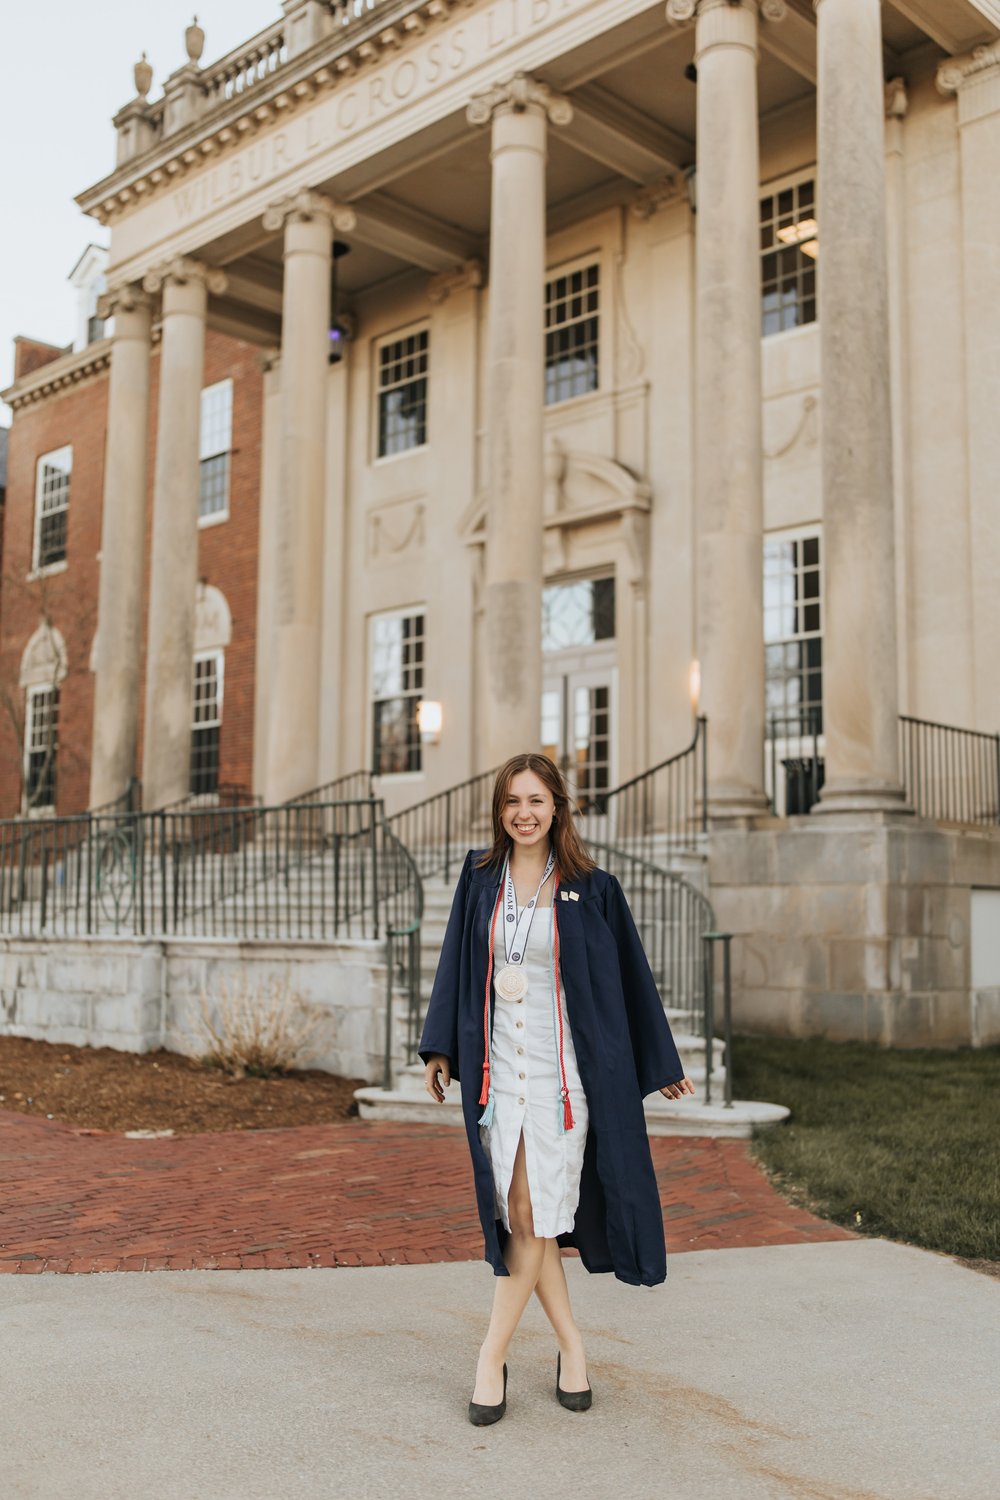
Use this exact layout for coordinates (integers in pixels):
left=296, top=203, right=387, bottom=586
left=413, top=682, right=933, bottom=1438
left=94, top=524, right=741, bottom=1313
left=552, top=878, right=575, bottom=1131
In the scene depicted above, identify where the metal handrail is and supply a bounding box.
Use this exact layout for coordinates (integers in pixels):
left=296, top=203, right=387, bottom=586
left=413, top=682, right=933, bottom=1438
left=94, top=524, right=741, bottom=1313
left=577, top=717, right=708, bottom=861
left=285, top=769, right=375, bottom=806
left=385, top=764, right=501, bottom=884
left=899, top=714, right=1000, bottom=826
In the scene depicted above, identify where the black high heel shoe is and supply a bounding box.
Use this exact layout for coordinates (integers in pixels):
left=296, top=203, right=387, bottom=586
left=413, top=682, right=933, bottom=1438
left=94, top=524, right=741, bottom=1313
left=468, top=1361, right=508, bottom=1426
left=556, top=1351, right=593, bottom=1411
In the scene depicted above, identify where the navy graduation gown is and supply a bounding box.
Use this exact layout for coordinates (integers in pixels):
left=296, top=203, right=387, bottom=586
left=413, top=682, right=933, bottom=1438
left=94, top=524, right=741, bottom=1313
left=418, top=850, right=686, bottom=1288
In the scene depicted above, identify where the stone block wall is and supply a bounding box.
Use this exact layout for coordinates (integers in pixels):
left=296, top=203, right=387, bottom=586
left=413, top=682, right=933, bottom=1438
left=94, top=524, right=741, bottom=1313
left=0, top=935, right=389, bottom=1082
left=709, top=816, right=1000, bottom=1047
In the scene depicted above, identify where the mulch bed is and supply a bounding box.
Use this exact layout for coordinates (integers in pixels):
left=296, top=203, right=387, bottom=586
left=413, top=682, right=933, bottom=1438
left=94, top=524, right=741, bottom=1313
left=0, top=1034, right=365, bottom=1135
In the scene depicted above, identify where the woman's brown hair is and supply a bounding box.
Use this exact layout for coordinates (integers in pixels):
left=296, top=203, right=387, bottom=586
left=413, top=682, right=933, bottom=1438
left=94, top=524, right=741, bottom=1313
left=474, top=753, right=596, bottom=881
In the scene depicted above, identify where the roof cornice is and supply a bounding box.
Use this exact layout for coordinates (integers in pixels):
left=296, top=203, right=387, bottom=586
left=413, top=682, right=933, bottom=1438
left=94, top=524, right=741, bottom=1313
left=1, top=341, right=113, bottom=412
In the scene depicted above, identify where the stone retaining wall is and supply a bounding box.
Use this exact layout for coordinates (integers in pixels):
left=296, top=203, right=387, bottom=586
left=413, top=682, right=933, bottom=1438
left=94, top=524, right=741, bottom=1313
left=0, top=936, right=388, bottom=1081
left=709, top=816, right=1000, bottom=1047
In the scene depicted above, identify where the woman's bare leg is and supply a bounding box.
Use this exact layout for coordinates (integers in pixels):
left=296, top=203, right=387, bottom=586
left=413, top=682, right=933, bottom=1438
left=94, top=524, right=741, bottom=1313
left=532, top=1239, right=589, bottom=1390
left=473, top=1129, right=546, bottom=1404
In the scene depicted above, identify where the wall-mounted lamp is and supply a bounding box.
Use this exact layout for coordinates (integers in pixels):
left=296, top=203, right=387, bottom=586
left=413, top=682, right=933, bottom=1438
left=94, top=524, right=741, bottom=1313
left=418, top=699, right=443, bottom=745
left=689, top=659, right=701, bottom=716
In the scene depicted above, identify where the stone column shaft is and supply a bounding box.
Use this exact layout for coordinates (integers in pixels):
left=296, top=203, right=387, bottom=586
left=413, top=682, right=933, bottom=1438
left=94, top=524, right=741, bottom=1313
left=89, top=288, right=151, bottom=809
left=141, top=259, right=222, bottom=809
left=690, top=0, right=768, bottom=816
left=262, top=191, right=354, bottom=803
left=814, top=0, right=906, bottom=812
left=469, top=75, right=571, bottom=767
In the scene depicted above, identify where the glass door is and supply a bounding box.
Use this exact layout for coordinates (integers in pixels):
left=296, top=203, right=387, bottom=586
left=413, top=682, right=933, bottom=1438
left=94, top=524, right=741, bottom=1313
left=541, top=667, right=615, bottom=816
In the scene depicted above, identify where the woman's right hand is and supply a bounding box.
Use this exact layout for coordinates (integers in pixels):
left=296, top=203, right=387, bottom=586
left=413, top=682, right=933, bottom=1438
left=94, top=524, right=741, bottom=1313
left=424, top=1055, right=451, bottom=1102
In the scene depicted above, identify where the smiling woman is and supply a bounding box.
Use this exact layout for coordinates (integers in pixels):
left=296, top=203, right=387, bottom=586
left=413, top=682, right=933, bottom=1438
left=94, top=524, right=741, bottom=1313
left=419, top=751, right=695, bottom=1425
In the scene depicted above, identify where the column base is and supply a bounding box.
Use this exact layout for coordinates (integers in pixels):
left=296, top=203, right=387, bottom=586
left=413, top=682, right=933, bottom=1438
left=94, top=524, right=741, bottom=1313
left=811, top=782, right=913, bottom=817
left=706, top=787, right=771, bottom=824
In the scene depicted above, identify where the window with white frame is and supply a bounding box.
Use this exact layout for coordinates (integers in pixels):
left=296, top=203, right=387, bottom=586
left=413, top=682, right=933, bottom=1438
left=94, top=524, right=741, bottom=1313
left=764, top=528, right=823, bottom=736
left=542, top=576, right=615, bottom=654
left=545, top=262, right=600, bottom=405
left=190, top=651, right=223, bottom=795
left=25, top=685, right=59, bottom=810
left=376, top=330, right=428, bottom=457
left=370, top=610, right=424, bottom=774
left=760, top=176, right=817, bottom=337
left=33, top=446, right=71, bottom=570
left=199, top=380, right=233, bottom=522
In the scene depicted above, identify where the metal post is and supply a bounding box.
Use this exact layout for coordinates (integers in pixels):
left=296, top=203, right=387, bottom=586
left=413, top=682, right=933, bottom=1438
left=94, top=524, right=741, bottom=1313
left=701, top=933, right=714, bottom=1106
left=721, top=933, right=733, bottom=1109
left=444, top=789, right=452, bottom=884
left=383, top=929, right=394, bottom=1092
left=699, top=715, right=708, bottom=833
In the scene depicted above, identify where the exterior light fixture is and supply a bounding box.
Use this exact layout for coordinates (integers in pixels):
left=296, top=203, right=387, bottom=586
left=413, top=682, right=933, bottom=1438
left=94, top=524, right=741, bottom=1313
left=328, top=239, right=352, bottom=364
left=418, top=700, right=443, bottom=745
left=688, top=659, right=701, bottom=716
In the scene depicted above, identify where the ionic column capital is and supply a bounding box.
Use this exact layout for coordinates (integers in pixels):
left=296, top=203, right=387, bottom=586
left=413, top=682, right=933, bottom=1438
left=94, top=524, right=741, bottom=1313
left=936, top=40, right=1000, bottom=96
left=142, top=256, right=227, bottom=297
left=96, top=281, right=152, bottom=322
left=467, top=72, right=573, bottom=129
left=667, top=0, right=778, bottom=24
left=262, top=189, right=356, bottom=235
left=427, top=258, right=484, bottom=305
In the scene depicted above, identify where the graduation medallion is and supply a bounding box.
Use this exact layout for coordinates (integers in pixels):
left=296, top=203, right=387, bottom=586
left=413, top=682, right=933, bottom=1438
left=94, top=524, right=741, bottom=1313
left=494, top=964, right=529, bottom=1001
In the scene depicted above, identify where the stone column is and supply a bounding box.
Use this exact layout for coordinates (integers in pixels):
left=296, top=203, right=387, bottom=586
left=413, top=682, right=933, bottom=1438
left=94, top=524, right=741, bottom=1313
left=467, top=74, right=572, bottom=766
left=670, top=0, right=768, bottom=817
left=261, top=190, right=355, bottom=804
left=937, top=43, right=1000, bottom=732
left=141, top=257, right=226, bottom=810
left=89, top=285, right=152, bottom=810
left=813, top=0, right=907, bottom=812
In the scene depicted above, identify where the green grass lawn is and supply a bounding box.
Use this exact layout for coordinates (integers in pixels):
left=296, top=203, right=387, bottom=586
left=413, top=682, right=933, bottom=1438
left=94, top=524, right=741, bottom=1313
left=730, top=1036, right=1000, bottom=1262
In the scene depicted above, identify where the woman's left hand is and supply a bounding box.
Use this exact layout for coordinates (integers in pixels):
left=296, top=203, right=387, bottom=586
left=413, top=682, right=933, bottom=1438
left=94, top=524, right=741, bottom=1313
left=659, top=1076, right=696, bottom=1100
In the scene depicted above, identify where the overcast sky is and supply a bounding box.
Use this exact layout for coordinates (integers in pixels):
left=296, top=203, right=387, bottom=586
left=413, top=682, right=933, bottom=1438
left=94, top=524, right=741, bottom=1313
left=1, top=0, right=279, bottom=423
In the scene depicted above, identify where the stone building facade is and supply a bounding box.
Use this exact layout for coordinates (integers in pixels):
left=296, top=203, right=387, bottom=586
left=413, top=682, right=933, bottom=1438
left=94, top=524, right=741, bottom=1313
left=3, top=0, right=1000, bottom=1046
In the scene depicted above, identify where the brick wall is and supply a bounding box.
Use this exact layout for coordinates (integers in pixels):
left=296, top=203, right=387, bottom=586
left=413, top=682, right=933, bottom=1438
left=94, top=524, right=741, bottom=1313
left=0, top=330, right=263, bottom=816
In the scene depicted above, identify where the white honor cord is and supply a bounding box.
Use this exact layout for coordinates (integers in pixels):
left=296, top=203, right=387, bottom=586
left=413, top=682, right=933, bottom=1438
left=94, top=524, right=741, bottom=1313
left=502, top=850, right=556, bottom=967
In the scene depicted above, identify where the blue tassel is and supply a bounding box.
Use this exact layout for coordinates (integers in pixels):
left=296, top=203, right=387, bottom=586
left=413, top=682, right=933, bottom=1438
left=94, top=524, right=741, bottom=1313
left=478, top=1089, right=495, bottom=1128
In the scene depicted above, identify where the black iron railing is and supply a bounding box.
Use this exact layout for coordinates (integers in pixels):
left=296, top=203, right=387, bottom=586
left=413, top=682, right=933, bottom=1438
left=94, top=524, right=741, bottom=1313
left=0, top=797, right=422, bottom=944
left=766, top=708, right=825, bottom=816
left=586, top=836, right=715, bottom=1042
left=899, top=715, right=1000, bottom=826
left=385, top=765, right=500, bottom=884
left=286, top=769, right=375, bottom=806
left=577, top=718, right=708, bottom=862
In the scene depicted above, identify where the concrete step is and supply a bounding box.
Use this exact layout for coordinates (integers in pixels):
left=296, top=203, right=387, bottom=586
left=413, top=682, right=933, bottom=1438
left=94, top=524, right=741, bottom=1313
left=355, top=1065, right=788, bottom=1139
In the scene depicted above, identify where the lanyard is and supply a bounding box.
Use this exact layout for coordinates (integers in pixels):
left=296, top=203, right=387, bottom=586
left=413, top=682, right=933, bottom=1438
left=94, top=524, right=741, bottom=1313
left=502, top=849, right=555, bottom=967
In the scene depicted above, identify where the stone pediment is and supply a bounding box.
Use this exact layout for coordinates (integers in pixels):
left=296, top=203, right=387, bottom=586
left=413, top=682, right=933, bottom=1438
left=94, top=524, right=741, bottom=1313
left=459, top=443, right=650, bottom=545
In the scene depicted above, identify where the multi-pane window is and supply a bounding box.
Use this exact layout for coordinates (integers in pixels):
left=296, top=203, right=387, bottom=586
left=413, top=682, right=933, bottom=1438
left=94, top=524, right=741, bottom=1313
left=25, top=685, right=59, bottom=810
left=199, top=380, right=233, bottom=522
left=542, top=576, right=615, bottom=653
left=545, top=263, right=600, bottom=405
left=33, top=446, right=71, bottom=570
left=190, top=652, right=223, bottom=796
left=370, top=610, right=424, bottom=774
left=764, top=530, right=823, bottom=736
left=376, top=331, right=428, bottom=457
left=760, top=177, right=817, bottom=337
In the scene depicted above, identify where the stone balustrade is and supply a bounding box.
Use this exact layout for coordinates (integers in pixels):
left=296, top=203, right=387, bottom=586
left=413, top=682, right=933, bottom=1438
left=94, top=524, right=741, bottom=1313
left=201, top=21, right=288, bottom=110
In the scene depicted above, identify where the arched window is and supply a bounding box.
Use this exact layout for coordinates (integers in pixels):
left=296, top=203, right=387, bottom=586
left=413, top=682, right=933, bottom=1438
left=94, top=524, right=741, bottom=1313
left=19, top=622, right=67, bottom=812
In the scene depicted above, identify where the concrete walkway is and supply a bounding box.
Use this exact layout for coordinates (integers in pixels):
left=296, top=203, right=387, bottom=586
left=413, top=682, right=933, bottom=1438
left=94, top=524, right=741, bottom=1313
left=2, top=1239, right=996, bottom=1500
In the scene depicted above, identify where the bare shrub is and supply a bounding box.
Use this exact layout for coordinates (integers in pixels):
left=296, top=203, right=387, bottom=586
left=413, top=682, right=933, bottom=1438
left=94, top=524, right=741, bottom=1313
left=193, top=972, right=332, bottom=1079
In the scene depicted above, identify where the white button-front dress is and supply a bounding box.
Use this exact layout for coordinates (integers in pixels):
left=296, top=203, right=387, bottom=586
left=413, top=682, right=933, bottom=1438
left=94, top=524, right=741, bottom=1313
left=478, top=901, right=590, bottom=1238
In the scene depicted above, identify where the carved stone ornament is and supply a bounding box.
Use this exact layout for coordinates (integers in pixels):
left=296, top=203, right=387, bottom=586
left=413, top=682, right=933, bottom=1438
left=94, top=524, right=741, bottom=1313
left=760, top=0, right=787, bottom=21
left=185, top=16, right=205, bottom=66
left=631, top=173, right=685, bottom=220
left=884, top=77, right=908, bottom=120
left=262, top=189, right=357, bottom=235
left=936, top=41, right=1000, bottom=96
left=427, top=258, right=484, bottom=305
left=142, top=257, right=228, bottom=296
left=665, top=0, right=696, bottom=22
left=133, top=52, right=153, bottom=100
left=467, top=73, right=573, bottom=129
left=96, top=282, right=150, bottom=321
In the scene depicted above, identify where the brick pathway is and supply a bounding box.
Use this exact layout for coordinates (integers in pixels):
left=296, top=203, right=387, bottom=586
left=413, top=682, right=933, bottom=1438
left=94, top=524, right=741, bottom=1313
left=0, top=1110, right=851, bottom=1274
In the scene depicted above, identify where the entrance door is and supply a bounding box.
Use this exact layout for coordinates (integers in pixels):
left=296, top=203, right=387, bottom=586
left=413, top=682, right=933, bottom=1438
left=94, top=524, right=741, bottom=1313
left=541, top=666, right=616, bottom=816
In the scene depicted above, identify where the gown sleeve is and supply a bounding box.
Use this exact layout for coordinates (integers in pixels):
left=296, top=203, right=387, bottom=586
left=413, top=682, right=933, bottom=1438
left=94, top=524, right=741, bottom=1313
left=417, top=849, right=476, bottom=1080
left=602, top=872, right=686, bottom=1097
